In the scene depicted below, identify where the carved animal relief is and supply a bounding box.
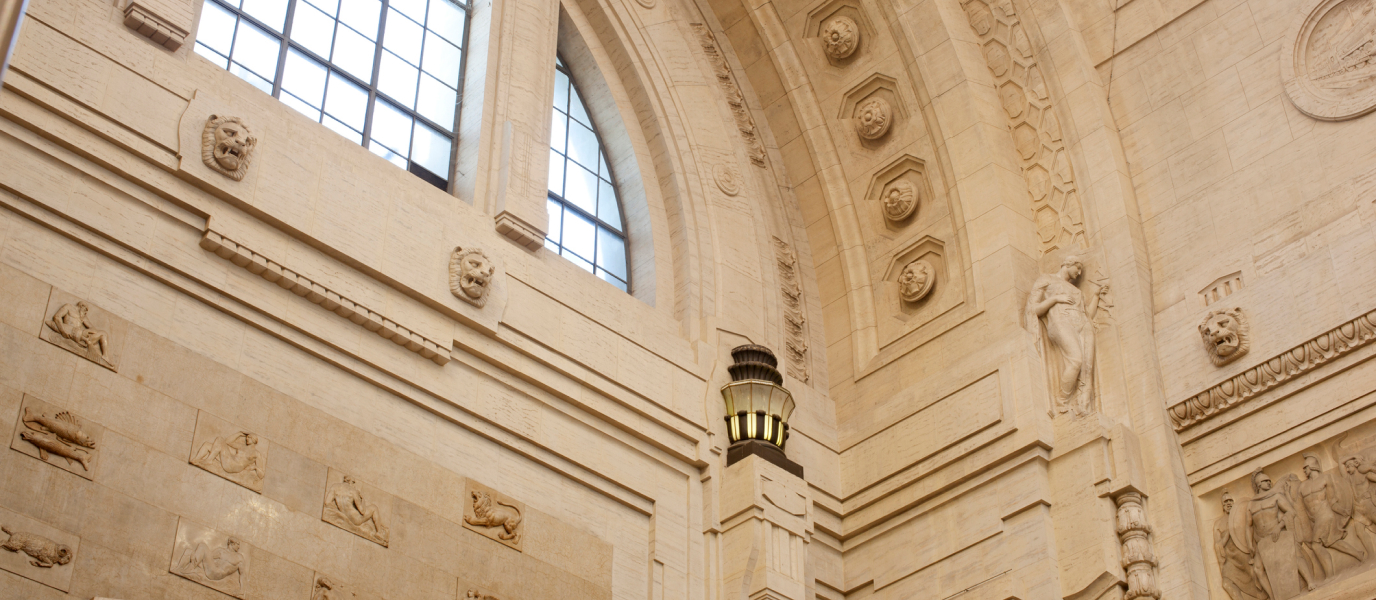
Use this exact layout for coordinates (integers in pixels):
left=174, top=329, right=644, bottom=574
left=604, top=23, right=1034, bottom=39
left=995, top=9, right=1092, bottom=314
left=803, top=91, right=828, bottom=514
left=10, top=396, right=103, bottom=479
left=463, top=481, right=524, bottom=550
left=43, top=300, right=118, bottom=370
left=322, top=470, right=391, bottom=547
left=1283, top=0, right=1376, bottom=120
left=190, top=412, right=267, bottom=492
left=1, top=526, right=72, bottom=569
left=821, top=16, right=859, bottom=59
left=881, top=179, right=919, bottom=222
left=898, top=259, right=935, bottom=303
left=450, top=246, right=496, bottom=308
left=1025, top=256, right=1108, bottom=416
left=202, top=115, right=257, bottom=181
left=171, top=520, right=249, bottom=598
left=1199, top=307, right=1250, bottom=367
left=854, top=96, right=892, bottom=140
left=960, top=0, right=1086, bottom=253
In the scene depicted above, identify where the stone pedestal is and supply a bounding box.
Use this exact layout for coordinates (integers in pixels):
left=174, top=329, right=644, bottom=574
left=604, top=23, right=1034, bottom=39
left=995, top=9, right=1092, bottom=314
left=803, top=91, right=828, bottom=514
left=719, top=455, right=811, bottom=600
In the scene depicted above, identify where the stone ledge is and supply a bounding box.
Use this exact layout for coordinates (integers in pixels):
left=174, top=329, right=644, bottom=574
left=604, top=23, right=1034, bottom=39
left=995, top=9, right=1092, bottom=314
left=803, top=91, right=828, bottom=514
left=122, top=2, right=189, bottom=51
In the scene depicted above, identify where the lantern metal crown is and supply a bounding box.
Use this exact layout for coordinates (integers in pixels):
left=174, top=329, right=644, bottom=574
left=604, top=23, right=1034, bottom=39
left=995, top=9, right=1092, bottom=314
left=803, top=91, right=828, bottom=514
left=720, top=345, right=796, bottom=449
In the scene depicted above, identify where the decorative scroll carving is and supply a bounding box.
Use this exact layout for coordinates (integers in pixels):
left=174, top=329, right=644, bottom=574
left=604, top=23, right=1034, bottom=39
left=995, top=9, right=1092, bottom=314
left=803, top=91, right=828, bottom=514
left=1283, top=0, right=1376, bottom=121
left=1025, top=256, right=1109, bottom=416
left=190, top=412, right=267, bottom=493
left=1200, top=307, right=1250, bottom=367
left=202, top=115, right=257, bottom=181
left=322, top=471, right=390, bottom=547
left=898, top=259, right=935, bottom=303
left=714, top=163, right=742, bottom=196
left=1, top=527, right=72, bottom=569
left=960, top=0, right=1086, bottom=253
left=772, top=237, right=810, bottom=383
left=44, top=301, right=117, bottom=370
left=854, top=97, right=892, bottom=140
left=1115, top=492, right=1161, bottom=600
left=449, top=246, right=496, bottom=308
left=200, top=230, right=450, bottom=365
left=821, top=16, right=859, bottom=59
left=463, top=480, right=524, bottom=550
left=171, top=520, right=248, bottom=598
left=882, top=179, right=918, bottom=222
left=123, top=2, right=189, bottom=50
left=692, top=24, right=768, bottom=168
left=10, top=396, right=103, bottom=479
left=1168, top=309, right=1376, bottom=431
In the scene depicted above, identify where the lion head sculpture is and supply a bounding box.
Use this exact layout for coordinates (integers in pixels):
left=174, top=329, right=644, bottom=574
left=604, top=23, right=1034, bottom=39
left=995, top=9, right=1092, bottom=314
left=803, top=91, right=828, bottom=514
left=1198, top=307, right=1249, bottom=366
left=202, top=115, right=258, bottom=181
left=449, top=246, right=496, bottom=308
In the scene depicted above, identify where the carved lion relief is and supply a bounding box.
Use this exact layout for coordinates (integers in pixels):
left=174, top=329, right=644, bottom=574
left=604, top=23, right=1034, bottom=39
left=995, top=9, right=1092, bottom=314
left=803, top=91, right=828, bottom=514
left=821, top=16, right=859, bottom=59
left=10, top=395, right=103, bottom=480
left=1283, top=0, right=1376, bottom=120
left=201, top=115, right=257, bottom=181
left=898, top=259, right=935, bottom=303
left=463, top=480, right=524, bottom=550
left=854, top=96, right=892, bottom=140
left=1198, top=307, right=1249, bottom=367
left=450, top=246, right=496, bottom=308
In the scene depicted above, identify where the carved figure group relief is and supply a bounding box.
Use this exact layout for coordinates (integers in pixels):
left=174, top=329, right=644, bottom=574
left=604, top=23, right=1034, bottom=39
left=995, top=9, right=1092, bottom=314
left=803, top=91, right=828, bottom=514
left=322, top=471, right=390, bottom=546
left=821, top=16, right=859, bottom=60
left=692, top=24, right=768, bottom=168
left=11, top=397, right=103, bottom=479
left=201, top=115, right=258, bottom=181
left=881, top=180, right=918, bottom=222
left=1, top=526, right=73, bottom=569
left=1283, top=0, right=1376, bottom=120
left=1116, top=492, right=1161, bottom=600
left=190, top=418, right=267, bottom=492
left=1025, top=256, right=1109, bottom=416
left=44, top=301, right=117, bottom=370
left=960, top=0, right=1086, bottom=253
left=463, top=481, right=525, bottom=550
left=897, top=259, right=935, bottom=303
left=449, top=246, right=496, bottom=308
left=772, top=237, right=810, bottom=383
left=1200, top=307, right=1251, bottom=367
left=171, top=521, right=249, bottom=598
left=854, top=96, right=892, bottom=140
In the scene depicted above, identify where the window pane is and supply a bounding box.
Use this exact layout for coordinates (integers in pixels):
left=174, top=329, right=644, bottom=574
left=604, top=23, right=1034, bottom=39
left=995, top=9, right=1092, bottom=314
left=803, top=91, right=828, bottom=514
left=383, top=9, right=423, bottom=64
left=230, top=62, right=274, bottom=93
left=596, top=229, right=627, bottom=279
left=304, top=0, right=338, bottom=17
left=549, top=108, right=566, bottom=154
left=421, top=32, right=461, bottom=88
left=291, top=3, right=335, bottom=57
left=323, top=114, right=363, bottom=142
left=390, top=0, right=426, bottom=23
left=369, top=142, right=408, bottom=167
left=427, top=0, right=465, bottom=44
left=324, top=72, right=368, bottom=130
left=281, top=91, right=322, bottom=120
left=338, top=0, right=381, bottom=39
left=411, top=121, right=451, bottom=177
left=232, top=20, right=280, bottom=79
left=196, top=43, right=230, bottom=68
left=241, top=0, right=288, bottom=32
left=415, top=74, right=456, bottom=128
left=566, top=120, right=598, bottom=170
left=331, top=24, right=376, bottom=80
left=546, top=198, right=562, bottom=245
left=599, top=152, right=609, bottom=180
left=598, top=179, right=621, bottom=230
left=377, top=51, right=419, bottom=107
left=564, top=164, right=597, bottom=215
left=562, top=211, right=595, bottom=262
left=564, top=250, right=594, bottom=273
left=548, top=150, right=565, bottom=196
left=553, top=69, right=569, bottom=111
left=598, top=270, right=628, bottom=292
left=197, top=2, right=237, bottom=56
left=282, top=49, right=328, bottom=108
left=568, top=83, right=590, bottom=125
left=371, top=99, right=413, bottom=157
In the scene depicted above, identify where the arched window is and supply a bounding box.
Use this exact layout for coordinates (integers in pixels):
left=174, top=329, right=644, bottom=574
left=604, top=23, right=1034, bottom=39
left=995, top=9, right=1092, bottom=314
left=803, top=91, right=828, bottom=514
left=546, top=56, right=629, bottom=293
left=193, top=0, right=470, bottom=190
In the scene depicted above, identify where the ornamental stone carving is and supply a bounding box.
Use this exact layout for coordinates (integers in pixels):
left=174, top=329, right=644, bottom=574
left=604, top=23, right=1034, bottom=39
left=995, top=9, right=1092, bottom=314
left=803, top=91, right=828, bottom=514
left=463, top=480, right=524, bottom=550
left=171, top=520, right=249, bottom=598
left=854, top=97, right=892, bottom=140
left=821, top=16, right=859, bottom=59
left=881, top=179, right=918, bottom=222
left=1214, top=492, right=1268, bottom=600
left=1, top=527, right=72, bottom=569
left=202, top=115, right=257, bottom=181
left=898, top=259, right=935, bottom=303
left=190, top=412, right=267, bottom=492
left=450, top=246, right=496, bottom=308
left=43, top=300, right=117, bottom=370
left=10, top=396, right=103, bottom=479
left=1283, top=0, right=1376, bottom=120
left=1199, top=307, right=1250, bottom=367
left=1025, top=255, right=1109, bottom=416
left=714, top=163, right=742, bottom=196
left=322, top=470, right=391, bottom=547
left=1115, top=492, right=1161, bottom=600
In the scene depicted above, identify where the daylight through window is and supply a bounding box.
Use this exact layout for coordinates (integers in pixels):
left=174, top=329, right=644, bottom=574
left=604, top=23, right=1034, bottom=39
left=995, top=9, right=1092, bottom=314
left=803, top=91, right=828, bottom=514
left=546, top=56, right=630, bottom=293
left=194, top=0, right=469, bottom=190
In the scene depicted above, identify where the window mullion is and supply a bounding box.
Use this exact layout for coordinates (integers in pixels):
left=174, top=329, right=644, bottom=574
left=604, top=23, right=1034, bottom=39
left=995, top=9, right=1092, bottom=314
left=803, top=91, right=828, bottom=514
left=361, top=0, right=389, bottom=148
left=270, top=0, right=299, bottom=98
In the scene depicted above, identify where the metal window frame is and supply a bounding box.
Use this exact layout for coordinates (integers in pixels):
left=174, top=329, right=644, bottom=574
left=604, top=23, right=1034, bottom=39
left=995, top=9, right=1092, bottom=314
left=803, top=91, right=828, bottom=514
left=197, top=0, right=470, bottom=191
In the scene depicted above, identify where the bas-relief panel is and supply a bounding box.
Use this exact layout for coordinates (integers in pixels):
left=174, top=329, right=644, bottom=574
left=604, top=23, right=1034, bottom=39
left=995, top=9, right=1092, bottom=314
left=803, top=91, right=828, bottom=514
left=39, top=291, right=126, bottom=372
left=463, top=479, right=525, bottom=551
left=321, top=468, right=392, bottom=547
left=0, top=505, right=79, bottom=592
left=170, top=519, right=250, bottom=598
left=189, top=410, right=268, bottom=492
left=9, top=394, right=104, bottom=480
left=1284, top=0, right=1376, bottom=121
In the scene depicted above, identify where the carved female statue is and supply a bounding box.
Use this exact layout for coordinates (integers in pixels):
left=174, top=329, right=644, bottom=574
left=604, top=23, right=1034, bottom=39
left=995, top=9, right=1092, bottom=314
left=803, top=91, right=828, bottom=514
left=1215, top=492, right=1268, bottom=600
left=1024, top=256, right=1108, bottom=415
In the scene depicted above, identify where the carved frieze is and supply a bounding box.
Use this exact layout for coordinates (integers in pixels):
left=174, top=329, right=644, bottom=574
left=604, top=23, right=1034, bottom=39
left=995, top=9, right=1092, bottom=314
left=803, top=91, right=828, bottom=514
left=200, top=230, right=451, bottom=365
left=170, top=519, right=249, bottom=598
left=10, top=395, right=103, bottom=479
left=41, top=294, right=120, bottom=371
left=1283, top=0, right=1376, bottom=121
left=322, top=469, right=391, bottom=547
left=1168, top=308, right=1376, bottom=431
left=0, top=507, right=79, bottom=592
left=897, top=259, right=935, bottom=303
left=449, top=246, right=497, bottom=308
left=772, top=237, right=810, bottom=383
left=821, top=16, right=859, bottom=60
left=463, top=480, right=524, bottom=550
left=189, top=411, right=268, bottom=492
left=1024, top=255, right=1109, bottom=416
left=1199, top=307, right=1250, bottom=367
left=692, top=24, right=768, bottom=168
left=1115, top=492, right=1161, bottom=600
left=202, top=115, right=258, bottom=181
left=960, top=0, right=1086, bottom=253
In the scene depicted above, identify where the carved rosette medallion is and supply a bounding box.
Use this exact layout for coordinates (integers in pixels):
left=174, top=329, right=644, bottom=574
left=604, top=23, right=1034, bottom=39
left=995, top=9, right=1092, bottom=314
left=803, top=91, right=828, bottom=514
left=450, top=246, right=496, bottom=308
left=881, top=180, right=919, bottom=222
left=821, top=16, right=859, bottom=59
left=897, top=259, right=935, bottom=303
left=1283, top=0, right=1376, bottom=120
left=1198, top=307, right=1249, bottom=367
left=854, top=97, right=892, bottom=140
left=202, top=115, right=257, bottom=181
left=713, top=163, right=742, bottom=196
